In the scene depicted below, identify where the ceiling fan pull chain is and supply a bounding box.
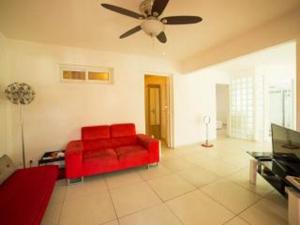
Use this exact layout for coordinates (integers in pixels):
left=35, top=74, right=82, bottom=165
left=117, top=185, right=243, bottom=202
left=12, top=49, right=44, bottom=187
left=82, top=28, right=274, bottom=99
left=152, top=35, right=155, bottom=49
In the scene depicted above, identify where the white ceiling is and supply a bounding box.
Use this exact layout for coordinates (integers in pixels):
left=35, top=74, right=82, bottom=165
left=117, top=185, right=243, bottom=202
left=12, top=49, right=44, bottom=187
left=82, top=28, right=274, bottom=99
left=0, top=0, right=299, bottom=61
left=214, top=41, right=297, bottom=73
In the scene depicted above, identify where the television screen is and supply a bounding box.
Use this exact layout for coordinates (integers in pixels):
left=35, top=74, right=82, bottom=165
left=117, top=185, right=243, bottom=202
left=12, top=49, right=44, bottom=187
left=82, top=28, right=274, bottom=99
left=271, top=124, right=300, bottom=167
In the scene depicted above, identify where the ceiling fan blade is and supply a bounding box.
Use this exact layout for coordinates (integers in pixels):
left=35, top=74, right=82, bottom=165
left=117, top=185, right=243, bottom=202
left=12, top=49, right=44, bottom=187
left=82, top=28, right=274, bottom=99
left=151, top=0, right=169, bottom=16
left=161, top=16, right=203, bottom=25
left=120, top=26, right=142, bottom=39
left=157, top=32, right=167, bottom=43
left=101, top=3, right=145, bottom=19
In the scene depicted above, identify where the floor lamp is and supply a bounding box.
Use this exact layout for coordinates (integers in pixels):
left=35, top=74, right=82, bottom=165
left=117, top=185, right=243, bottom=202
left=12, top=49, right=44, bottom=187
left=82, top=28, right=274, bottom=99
left=201, top=115, right=214, bottom=148
left=5, top=82, right=35, bottom=168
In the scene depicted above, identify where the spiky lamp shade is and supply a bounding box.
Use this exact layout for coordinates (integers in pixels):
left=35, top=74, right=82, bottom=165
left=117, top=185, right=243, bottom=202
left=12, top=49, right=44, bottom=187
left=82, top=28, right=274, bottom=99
left=5, top=82, right=35, bottom=168
left=5, top=82, right=35, bottom=104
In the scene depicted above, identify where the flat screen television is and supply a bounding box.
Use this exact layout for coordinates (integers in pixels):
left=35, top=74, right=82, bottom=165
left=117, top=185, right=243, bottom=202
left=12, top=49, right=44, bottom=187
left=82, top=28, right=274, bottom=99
left=271, top=123, right=300, bottom=175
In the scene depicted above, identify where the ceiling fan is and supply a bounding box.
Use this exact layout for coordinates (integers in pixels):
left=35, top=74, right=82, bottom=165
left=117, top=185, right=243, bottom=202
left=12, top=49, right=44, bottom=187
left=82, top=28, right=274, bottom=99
left=101, top=0, right=203, bottom=44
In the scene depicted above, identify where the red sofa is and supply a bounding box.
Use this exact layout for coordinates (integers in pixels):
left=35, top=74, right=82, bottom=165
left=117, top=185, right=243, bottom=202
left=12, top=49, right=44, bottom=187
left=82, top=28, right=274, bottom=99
left=0, top=165, right=58, bottom=225
left=65, top=123, right=160, bottom=180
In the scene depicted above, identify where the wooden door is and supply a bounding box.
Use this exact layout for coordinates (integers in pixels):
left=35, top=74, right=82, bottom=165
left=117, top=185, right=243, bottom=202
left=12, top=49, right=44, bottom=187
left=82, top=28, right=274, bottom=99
left=148, top=85, right=161, bottom=139
left=145, top=75, right=171, bottom=146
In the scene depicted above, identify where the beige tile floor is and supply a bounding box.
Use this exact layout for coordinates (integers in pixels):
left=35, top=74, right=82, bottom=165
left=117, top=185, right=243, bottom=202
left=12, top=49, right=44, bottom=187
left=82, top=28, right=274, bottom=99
left=41, top=137, right=288, bottom=225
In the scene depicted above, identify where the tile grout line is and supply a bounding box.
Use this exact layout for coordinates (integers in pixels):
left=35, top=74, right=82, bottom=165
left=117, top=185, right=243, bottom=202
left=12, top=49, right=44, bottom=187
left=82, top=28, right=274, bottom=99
left=176, top=170, right=221, bottom=190
left=54, top=180, right=68, bottom=225
left=145, top=174, right=198, bottom=203
left=164, top=202, right=186, bottom=225
left=221, top=215, right=251, bottom=225
left=196, top=187, right=239, bottom=216
left=201, top=158, right=275, bottom=198
left=196, top=178, right=266, bottom=219
left=104, top=176, right=121, bottom=225
left=136, top=165, right=176, bottom=182
left=106, top=178, right=163, bottom=221
left=228, top=177, right=273, bottom=198
left=141, top=163, right=187, bottom=225
left=232, top=194, right=267, bottom=217
left=141, top=173, right=191, bottom=225
left=115, top=201, right=162, bottom=222
left=118, top=167, right=223, bottom=222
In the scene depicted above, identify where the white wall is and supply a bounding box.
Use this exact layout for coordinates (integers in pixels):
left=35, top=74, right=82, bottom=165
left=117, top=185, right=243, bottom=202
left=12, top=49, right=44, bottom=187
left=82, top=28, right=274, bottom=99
left=216, top=84, right=229, bottom=124
left=173, top=68, right=230, bottom=147
left=0, top=33, right=11, bottom=157
left=3, top=37, right=233, bottom=164
left=297, top=38, right=300, bottom=130
left=4, top=39, right=178, bottom=165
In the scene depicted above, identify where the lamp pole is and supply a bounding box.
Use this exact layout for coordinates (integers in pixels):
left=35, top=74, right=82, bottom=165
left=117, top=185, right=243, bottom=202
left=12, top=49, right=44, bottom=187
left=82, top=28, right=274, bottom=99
left=19, top=104, right=26, bottom=168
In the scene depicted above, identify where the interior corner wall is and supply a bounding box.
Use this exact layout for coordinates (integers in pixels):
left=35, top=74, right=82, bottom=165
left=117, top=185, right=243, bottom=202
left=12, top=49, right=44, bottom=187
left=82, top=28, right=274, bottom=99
left=216, top=84, right=229, bottom=125
left=173, top=68, right=230, bottom=147
left=5, top=39, right=177, bottom=165
left=297, top=38, right=300, bottom=131
left=0, top=32, right=11, bottom=158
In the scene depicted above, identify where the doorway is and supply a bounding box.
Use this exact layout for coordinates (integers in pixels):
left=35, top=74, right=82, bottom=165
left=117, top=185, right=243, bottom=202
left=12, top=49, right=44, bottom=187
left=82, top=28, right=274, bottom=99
left=266, top=79, right=295, bottom=140
left=144, top=75, right=171, bottom=147
left=269, top=85, right=294, bottom=129
left=216, top=84, right=230, bottom=137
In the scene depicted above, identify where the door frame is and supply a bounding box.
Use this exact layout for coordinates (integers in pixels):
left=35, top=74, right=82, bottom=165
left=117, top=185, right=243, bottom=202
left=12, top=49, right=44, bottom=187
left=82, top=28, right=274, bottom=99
left=144, top=73, right=174, bottom=148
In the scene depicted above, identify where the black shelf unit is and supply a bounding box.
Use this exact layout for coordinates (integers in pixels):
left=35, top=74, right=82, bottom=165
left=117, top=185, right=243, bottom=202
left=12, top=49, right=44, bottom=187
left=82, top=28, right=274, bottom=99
left=247, top=151, right=300, bottom=197
left=257, top=161, right=288, bottom=197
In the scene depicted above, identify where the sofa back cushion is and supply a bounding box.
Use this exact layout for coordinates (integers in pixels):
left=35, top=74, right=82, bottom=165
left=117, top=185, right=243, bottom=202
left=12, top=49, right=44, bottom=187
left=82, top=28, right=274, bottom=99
left=82, top=125, right=110, bottom=141
left=111, top=136, right=137, bottom=148
left=83, top=139, right=114, bottom=151
left=111, top=124, right=136, bottom=138
left=0, top=155, right=17, bottom=185
left=81, top=124, right=137, bottom=150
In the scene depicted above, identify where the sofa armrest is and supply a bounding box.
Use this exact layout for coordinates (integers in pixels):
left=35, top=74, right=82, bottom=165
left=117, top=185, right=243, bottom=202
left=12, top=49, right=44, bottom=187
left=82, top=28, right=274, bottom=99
left=65, top=141, right=83, bottom=179
left=137, top=134, right=160, bottom=163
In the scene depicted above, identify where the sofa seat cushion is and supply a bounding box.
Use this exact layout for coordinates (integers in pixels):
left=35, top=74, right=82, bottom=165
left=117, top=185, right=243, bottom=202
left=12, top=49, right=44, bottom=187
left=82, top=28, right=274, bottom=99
left=114, top=145, right=145, bottom=155
left=115, top=145, right=149, bottom=167
left=83, top=149, right=119, bottom=175
left=84, top=149, right=117, bottom=161
left=0, top=166, right=58, bottom=225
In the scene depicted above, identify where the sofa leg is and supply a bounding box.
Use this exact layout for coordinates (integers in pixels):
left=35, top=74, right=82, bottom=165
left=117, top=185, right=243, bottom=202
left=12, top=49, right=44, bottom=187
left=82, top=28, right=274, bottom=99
left=146, top=163, right=159, bottom=169
left=67, top=177, right=84, bottom=185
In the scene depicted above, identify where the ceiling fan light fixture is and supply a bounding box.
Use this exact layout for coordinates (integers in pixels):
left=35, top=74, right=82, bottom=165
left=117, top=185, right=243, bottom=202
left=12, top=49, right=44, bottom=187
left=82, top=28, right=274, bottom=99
left=141, top=18, right=164, bottom=36
left=101, top=0, right=203, bottom=43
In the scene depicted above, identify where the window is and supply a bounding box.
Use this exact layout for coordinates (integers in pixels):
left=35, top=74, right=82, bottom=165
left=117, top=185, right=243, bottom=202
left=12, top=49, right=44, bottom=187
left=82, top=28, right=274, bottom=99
left=88, top=72, right=110, bottom=81
left=60, top=65, right=113, bottom=84
left=63, top=71, right=85, bottom=80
